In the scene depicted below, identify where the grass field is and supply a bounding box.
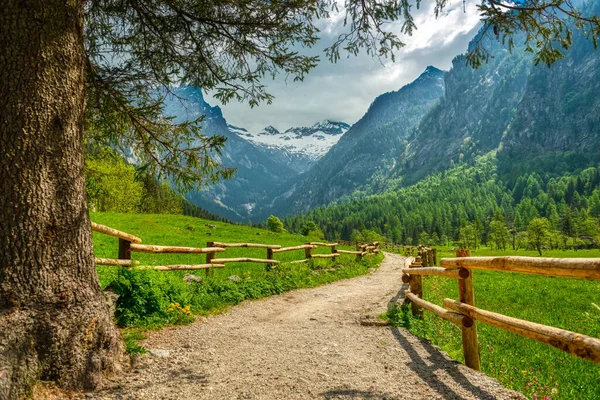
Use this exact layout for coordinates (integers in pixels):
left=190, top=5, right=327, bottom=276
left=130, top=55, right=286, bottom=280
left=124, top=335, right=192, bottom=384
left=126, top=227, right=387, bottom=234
left=91, top=212, right=382, bottom=335
left=388, top=246, right=600, bottom=400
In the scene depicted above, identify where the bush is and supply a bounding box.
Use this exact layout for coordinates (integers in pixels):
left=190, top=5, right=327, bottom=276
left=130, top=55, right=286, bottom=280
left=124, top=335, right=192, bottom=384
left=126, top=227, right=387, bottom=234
left=266, top=215, right=286, bottom=233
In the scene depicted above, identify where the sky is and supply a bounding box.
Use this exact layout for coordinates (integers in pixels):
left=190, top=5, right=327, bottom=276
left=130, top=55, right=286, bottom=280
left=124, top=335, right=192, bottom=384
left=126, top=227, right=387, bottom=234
left=205, top=0, right=483, bottom=133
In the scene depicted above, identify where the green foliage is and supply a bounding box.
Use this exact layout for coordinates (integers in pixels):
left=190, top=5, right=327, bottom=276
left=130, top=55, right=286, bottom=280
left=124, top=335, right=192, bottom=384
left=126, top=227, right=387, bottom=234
left=86, top=149, right=143, bottom=212
left=381, top=302, right=412, bottom=328
left=266, top=215, right=286, bottom=233
left=85, top=149, right=231, bottom=220
left=299, top=221, right=324, bottom=238
left=123, top=330, right=148, bottom=355
left=489, top=213, right=510, bottom=250
left=469, top=1, right=600, bottom=68
left=528, top=217, right=551, bottom=255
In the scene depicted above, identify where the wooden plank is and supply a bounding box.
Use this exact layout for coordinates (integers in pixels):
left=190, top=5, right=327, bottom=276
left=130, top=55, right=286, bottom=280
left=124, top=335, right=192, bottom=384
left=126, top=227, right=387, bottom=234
left=137, top=264, right=225, bottom=271
left=408, top=259, right=423, bottom=318
left=440, top=256, right=600, bottom=280
left=307, top=242, right=338, bottom=247
left=118, top=238, right=131, bottom=260
left=310, top=253, right=340, bottom=259
left=289, top=259, right=309, bottom=264
left=130, top=244, right=226, bottom=254
left=444, top=299, right=600, bottom=364
left=211, top=258, right=280, bottom=264
left=212, top=242, right=281, bottom=249
left=405, top=292, right=472, bottom=327
left=458, top=271, right=481, bottom=371
left=336, top=250, right=363, bottom=255
left=95, top=257, right=139, bottom=266
left=272, top=245, right=316, bottom=253
left=401, top=267, right=469, bottom=279
left=91, top=222, right=142, bottom=244
left=206, top=241, right=216, bottom=277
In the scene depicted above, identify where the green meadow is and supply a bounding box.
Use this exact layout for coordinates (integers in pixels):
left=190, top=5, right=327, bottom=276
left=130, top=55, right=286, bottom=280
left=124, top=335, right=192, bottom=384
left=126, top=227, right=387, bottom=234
left=387, top=246, right=600, bottom=399
left=91, top=212, right=382, bottom=335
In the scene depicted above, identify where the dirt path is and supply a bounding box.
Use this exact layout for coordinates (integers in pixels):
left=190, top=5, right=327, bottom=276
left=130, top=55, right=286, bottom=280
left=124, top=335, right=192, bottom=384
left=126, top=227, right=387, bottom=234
left=96, top=253, right=524, bottom=400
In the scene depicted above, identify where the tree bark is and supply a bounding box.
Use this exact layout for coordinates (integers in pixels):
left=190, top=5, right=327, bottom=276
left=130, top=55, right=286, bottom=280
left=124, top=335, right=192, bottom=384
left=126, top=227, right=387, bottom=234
left=0, top=1, right=124, bottom=398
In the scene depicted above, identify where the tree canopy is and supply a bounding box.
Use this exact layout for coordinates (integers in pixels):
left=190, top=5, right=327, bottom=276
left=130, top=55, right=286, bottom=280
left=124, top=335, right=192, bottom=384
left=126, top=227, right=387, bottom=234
left=84, top=0, right=600, bottom=190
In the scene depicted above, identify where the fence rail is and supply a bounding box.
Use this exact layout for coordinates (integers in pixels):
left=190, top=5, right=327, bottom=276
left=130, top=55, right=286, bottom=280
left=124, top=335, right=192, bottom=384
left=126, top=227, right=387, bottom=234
left=91, top=222, right=142, bottom=244
left=91, top=222, right=380, bottom=273
left=403, top=249, right=600, bottom=371
left=440, top=256, right=600, bottom=280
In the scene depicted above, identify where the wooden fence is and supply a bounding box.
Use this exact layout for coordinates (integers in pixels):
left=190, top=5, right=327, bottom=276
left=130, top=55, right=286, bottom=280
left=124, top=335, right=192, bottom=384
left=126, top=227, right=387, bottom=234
left=92, top=222, right=380, bottom=275
left=402, top=249, right=600, bottom=370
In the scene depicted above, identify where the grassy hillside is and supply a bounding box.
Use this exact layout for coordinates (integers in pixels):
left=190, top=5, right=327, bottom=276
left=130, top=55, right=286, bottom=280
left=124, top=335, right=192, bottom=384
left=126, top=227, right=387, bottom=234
left=387, top=246, right=600, bottom=400
left=91, top=212, right=382, bottom=332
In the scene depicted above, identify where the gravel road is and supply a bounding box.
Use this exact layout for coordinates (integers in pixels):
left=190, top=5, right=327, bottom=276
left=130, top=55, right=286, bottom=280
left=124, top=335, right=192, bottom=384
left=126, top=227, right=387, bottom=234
left=95, top=253, right=524, bottom=400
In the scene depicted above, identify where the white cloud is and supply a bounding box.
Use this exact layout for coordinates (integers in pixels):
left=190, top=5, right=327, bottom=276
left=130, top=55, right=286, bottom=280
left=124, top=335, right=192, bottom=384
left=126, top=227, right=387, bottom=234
left=205, top=0, right=482, bottom=133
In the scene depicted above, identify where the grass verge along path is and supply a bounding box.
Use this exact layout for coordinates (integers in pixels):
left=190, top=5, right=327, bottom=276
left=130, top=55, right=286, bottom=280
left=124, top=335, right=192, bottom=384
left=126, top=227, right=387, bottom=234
left=387, top=246, right=600, bottom=400
left=92, top=212, right=381, bottom=334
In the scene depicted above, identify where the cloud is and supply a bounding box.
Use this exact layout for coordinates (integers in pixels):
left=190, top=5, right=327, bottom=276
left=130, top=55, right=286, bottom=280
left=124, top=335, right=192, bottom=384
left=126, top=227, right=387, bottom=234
left=205, top=0, right=482, bottom=133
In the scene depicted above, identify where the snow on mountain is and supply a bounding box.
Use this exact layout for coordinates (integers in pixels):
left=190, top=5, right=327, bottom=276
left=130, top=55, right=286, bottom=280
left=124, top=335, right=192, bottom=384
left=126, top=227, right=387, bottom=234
left=229, top=120, right=351, bottom=160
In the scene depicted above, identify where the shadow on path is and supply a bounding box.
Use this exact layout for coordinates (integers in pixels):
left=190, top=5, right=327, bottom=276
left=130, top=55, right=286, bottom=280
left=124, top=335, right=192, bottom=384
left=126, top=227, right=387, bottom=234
left=385, top=274, right=497, bottom=400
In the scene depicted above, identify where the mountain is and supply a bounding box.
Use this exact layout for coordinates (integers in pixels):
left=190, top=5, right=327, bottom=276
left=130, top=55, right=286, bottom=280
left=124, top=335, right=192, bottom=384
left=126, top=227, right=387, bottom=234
left=284, top=14, right=600, bottom=244
left=396, top=37, right=533, bottom=186
left=252, top=66, right=446, bottom=219
left=229, top=120, right=350, bottom=173
left=162, top=87, right=300, bottom=221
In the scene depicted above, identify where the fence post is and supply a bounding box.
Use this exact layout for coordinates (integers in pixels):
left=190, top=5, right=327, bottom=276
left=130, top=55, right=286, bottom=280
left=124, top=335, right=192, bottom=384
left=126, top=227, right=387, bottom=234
left=457, top=249, right=481, bottom=371
left=206, top=241, right=215, bottom=277
left=304, top=245, right=312, bottom=261
left=267, top=248, right=274, bottom=269
left=429, top=249, right=434, bottom=266
left=408, top=257, right=424, bottom=318
left=118, top=238, right=131, bottom=260
left=433, top=248, right=437, bottom=266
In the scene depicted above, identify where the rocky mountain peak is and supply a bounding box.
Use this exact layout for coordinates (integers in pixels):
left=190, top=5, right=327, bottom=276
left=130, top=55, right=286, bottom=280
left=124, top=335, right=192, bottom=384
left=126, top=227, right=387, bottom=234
left=263, top=125, right=280, bottom=135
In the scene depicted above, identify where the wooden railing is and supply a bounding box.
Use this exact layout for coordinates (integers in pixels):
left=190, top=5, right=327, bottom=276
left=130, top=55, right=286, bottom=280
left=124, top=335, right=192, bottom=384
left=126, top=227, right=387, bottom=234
left=92, top=222, right=380, bottom=274
left=401, top=250, right=600, bottom=370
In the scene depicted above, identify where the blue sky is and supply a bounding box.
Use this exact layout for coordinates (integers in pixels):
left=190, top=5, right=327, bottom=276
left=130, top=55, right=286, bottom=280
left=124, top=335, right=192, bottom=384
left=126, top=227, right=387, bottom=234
left=205, top=0, right=483, bottom=133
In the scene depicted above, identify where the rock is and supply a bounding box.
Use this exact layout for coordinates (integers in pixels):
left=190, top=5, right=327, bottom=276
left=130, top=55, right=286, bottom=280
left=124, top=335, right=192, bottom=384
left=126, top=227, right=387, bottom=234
left=368, top=268, right=377, bottom=273
left=184, top=274, right=202, bottom=284
left=228, top=275, right=241, bottom=282
left=148, top=349, right=170, bottom=358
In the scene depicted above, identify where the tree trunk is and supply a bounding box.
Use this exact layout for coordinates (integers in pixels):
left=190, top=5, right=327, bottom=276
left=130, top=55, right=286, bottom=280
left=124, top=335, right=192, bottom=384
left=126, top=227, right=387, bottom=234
left=0, top=1, right=124, bottom=398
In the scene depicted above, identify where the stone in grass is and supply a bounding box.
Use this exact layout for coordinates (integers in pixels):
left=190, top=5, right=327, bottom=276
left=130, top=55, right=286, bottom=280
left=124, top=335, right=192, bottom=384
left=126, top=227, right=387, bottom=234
left=228, top=275, right=241, bottom=282
left=334, top=263, right=344, bottom=269
left=368, top=268, right=377, bottom=273
left=184, top=274, right=202, bottom=284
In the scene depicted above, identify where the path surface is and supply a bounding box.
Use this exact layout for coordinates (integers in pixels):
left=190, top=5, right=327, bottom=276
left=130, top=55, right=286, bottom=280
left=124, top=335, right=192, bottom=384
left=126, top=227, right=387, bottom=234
left=97, top=253, right=524, bottom=400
